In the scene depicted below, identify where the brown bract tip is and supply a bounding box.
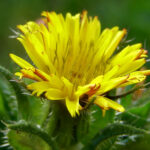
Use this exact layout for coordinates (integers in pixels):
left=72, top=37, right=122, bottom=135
left=134, top=49, right=144, bottom=60
left=94, top=16, right=98, bottom=19
left=34, top=69, right=48, bottom=81
left=82, top=10, right=87, bottom=15
left=123, top=28, right=127, bottom=33
left=143, top=50, right=148, bottom=55
left=87, top=84, right=101, bottom=96
left=81, top=10, right=87, bottom=20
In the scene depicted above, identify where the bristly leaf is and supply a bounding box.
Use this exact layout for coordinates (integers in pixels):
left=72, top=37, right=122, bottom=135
left=95, top=137, right=118, bottom=150
left=116, top=101, right=150, bottom=128
left=0, top=74, right=17, bottom=120
left=128, top=102, right=150, bottom=119
left=83, top=123, right=149, bottom=150
left=5, top=120, right=59, bottom=150
left=116, top=111, right=149, bottom=128
left=0, top=65, right=30, bottom=120
left=7, top=130, right=50, bottom=150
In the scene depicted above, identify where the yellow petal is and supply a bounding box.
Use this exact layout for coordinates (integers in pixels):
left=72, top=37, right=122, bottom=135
left=15, top=72, right=23, bottom=79
left=76, top=84, right=94, bottom=97
left=140, top=70, right=150, bottom=76
left=110, top=43, right=142, bottom=66
left=27, top=81, right=52, bottom=96
left=96, top=76, right=128, bottom=95
left=65, top=97, right=80, bottom=117
left=61, top=77, right=74, bottom=98
left=104, top=65, right=119, bottom=80
left=9, top=53, right=33, bottom=69
left=21, top=68, right=43, bottom=81
left=104, top=28, right=127, bottom=60
left=17, top=21, right=40, bottom=34
left=108, top=43, right=147, bottom=76
left=94, top=96, right=125, bottom=112
left=102, top=109, right=106, bottom=117
left=90, top=75, right=103, bottom=84
left=120, top=71, right=146, bottom=87
left=17, top=23, right=56, bottom=74
left=27, top=80, right=65, bottom=100
left=45, top=89, right=65, bottom=100
left=115, top=59, right=145, bottom=76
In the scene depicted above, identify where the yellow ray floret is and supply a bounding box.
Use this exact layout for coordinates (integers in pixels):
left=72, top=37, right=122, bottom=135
left=10, top=11, right=150, bottom=117
left=94, top=96, right=125, bottom=116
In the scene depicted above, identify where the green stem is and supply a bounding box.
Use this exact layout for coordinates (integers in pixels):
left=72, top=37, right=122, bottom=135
left=7, top=121, right=59, bottom=150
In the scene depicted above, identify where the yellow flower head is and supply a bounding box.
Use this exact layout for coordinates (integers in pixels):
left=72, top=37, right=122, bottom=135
left=10, top=11, right=150, bottom=117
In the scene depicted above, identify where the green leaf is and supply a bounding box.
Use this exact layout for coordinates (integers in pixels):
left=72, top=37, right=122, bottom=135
left=0, top=66, right=30, bottom=120
left=0, top=74, right=17, bottom=120
left=26, top=97, right=51, bottom=125
left=116, top=102, right=150, bottom=128
left=0, top=66, right=57, bottom=126
left=6, top=120, right=59, bottom=150
left=7, top=130, right=51, bottom=150
left=120, top=134, right=150, bottom=150
left=128, top=102, right=150, bottom=118
left=0, top=89, right=9, bottom=120
left=83, top=123, right=149, bottom=150
left=116, top=112, right=149, bottom=128
left=95, top=137, right=117, bottom=150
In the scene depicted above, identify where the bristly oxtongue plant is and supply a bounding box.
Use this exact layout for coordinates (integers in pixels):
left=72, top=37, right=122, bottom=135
left=0, top=11, right=150, bottom=150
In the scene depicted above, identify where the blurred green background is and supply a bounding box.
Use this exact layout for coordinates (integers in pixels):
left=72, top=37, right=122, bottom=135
left=0, top=0, right=150, bottom=69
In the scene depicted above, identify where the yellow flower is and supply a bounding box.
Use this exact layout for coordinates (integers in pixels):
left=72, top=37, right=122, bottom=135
left=10, top=11, right=150, bottom=117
